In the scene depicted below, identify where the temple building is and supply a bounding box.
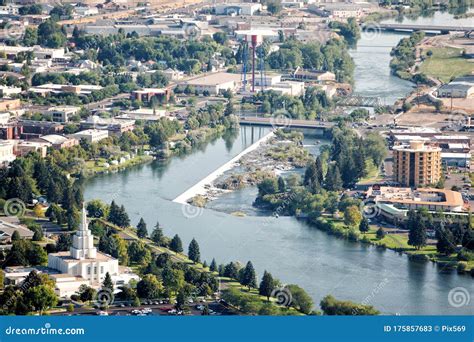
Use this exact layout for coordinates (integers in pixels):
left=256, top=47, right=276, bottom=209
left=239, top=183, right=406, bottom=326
left=48, top=206, right=138, bottom=297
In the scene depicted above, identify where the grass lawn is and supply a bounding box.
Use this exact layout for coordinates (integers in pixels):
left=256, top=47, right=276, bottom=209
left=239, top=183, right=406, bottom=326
left=419, top=47, right=474, bottom=83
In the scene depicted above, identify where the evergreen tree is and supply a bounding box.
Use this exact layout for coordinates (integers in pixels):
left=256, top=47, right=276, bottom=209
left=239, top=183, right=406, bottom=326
left=359, top=217, right=370, bottom=234
left=224, top=101, right=234, bottom=116
left=376, top=227, right=385, bottom=240
left=315, top=156, right=324, bottom=185
left=303, top=160, right=317, bottom=186
left=223, top=262, right=239, bottom=279
left=407, top=211, right=427, bottom=250
left=435, top=222, right=456, bottom=255
left=241, top=261, right=257, bottom=290
left=118, top=205, right=130, bottom=227
left=11, top=230, right=21, bottom=241
left=278, top=176, right=286, bottom=193
left=259, top=270, right=275, bottom=301
left=56, top=234, right=72, bottom=251
left=209, top=258, right=217, bottom=272
left=151, top=222, right=164, bottom=245
left=102, top=272, right=114, bottom=292
left=325, top=165, right=343, bottom=191
left=188, top=238, right=201, bottom=263
left=136, top=217, right=147, bottom=238
left=170, top=234, right=183, bottom=253
left=108, top=200, right=120, bottom=225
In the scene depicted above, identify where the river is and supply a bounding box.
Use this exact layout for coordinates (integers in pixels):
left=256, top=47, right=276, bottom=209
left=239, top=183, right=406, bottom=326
left=84, top=12, right=474, bottom=315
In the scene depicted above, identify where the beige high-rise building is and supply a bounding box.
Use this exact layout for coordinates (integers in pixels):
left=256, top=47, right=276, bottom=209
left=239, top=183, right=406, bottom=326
left=393, top=140, right=442, bottom=187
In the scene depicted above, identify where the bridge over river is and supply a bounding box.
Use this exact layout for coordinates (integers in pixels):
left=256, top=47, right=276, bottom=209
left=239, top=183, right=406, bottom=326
left=238, top=116, right=335, bottom=130
left=376, top=23, right=474, bottom=35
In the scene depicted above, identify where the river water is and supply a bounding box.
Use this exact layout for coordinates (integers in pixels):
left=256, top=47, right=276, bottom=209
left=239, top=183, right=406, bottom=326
left=84, top=12, right=474, bottom=315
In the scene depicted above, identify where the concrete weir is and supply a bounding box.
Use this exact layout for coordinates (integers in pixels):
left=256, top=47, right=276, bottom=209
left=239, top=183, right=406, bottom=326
left=173, top=131, right=275, bottom=204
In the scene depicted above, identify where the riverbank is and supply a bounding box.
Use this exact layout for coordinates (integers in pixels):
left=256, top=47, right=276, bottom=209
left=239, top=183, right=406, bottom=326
left=309, top=216, right=474, bottom=275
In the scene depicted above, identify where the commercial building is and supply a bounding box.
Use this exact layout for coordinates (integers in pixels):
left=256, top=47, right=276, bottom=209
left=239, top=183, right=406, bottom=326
left=366, top=186, right=465, bottom=223
left=48, top=106, right=81, bottom=123
left=29, top=84, right=103, bottom=97
left=0, top=140, right=16, bottom=167
left=437, top=76, right=474, bottom=98
left=37, top=134, right=78, bottom=150
left=80, top=116, right=135, bottom=136
left=181, top=72, right=242, bottom=95
left=131, top=88, right=171, bottom=104
left=214, top=3, right=262, bottom=16
left=14, top=140, right=49, bottom=158
left=0, top=86, right=22, bottom=97
left=0, top=219, right=34, bottom=242
left=292, top=68, right=336, bottom=82
left=19, top=120, right=64, bottom=139
left=392, top=140, right=442, bottom=187
left=71, top=129, right=109, bottom=143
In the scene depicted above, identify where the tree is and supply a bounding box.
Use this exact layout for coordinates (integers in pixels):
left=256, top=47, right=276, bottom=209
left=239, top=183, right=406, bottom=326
left=11, top=230, right=20, bottom=241
left=136, top=217, right=148, bottom=238
left=241, top=261, right=257, bottom=290
left=37, top=20, right=66, bottom=48
left=102, top=272, right=114, bottom=292
left=286, top=284, right=313, bottom=314
left=128, top=241, right=151, bottom=265
left=407, top=211, right=427, bottom=250
left=325, top=164, right=343, bottom=191
left=435, top=222, right=456, bottom=255
left=209, top=258, right=217, bottom=272
left=78, top=285, right=96, bottom=302
left=344, top=205, right=362, bottom=228
left=320, top=295, right=379, bottom=315
left=259, top=271, right=275, bottom=301
left=376, top=227, right=385, bottom=240
left=136, top=274, right=163, bottom=299
left=56, top=234, right=72, bottom=251
left=161, top=266, right=184, bottom=295
left=155, top=253, right=171, bottom=268
left=212, top=31, right=228, bottom=45
left=24, top=285, right=57, bottom=314
left=278, top=176, right=286, bottom=193
left=170, top=234, right=183, bottom=253
left=151, top=222, right=164, bottom=245
left=359, top=217, right=370, bottom=234
left=188, top=238, right=201, bottom=263
left=267, top=0, right=282, bottom=15
left=224, top=101, right=234, bottom=116
left=223, top=262, right=239, bottom=279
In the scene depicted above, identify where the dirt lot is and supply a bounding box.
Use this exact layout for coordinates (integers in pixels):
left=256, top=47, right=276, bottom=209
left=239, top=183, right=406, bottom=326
left=394, top=107, right=466, bottom=128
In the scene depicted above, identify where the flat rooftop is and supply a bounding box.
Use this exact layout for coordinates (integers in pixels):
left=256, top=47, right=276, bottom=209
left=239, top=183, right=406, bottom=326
left=185, top=72, right=242, bottom=86
left=368, top=187, right=464, bottom=208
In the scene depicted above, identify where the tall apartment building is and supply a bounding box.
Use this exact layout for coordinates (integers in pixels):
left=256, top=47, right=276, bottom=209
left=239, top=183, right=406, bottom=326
left=393, top=140, right=442, bottom=187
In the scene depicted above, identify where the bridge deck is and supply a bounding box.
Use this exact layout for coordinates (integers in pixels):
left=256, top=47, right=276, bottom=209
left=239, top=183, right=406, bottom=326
left=239, top=116, right=334, bottom=129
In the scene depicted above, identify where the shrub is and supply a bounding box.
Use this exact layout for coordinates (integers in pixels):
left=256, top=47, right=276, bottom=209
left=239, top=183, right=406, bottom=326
left=457, top=261, right=468, bottom=274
